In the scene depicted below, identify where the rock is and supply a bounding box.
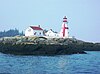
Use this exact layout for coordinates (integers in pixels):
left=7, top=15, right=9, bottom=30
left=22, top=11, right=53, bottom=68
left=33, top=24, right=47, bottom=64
left=0, top=36, right=99, bottom=55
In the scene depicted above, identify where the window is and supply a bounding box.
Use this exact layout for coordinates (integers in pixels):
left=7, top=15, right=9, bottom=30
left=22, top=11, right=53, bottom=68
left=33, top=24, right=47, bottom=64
left=28, top=29, right=31, bottom=32
left=34, top=32, right=37, bottom=35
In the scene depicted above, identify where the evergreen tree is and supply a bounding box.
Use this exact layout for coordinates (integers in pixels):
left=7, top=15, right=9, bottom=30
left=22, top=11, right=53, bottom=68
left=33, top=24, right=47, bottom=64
left=0, top=28, right=24, bottom=37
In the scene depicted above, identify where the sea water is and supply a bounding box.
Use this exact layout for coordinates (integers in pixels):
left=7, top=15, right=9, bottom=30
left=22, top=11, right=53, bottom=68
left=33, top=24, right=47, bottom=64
left=0, top=51, right=100, bottom=74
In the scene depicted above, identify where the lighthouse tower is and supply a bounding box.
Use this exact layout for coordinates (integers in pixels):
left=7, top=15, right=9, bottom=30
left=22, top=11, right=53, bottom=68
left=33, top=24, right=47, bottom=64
left=59, top=16, right=69, bottom=38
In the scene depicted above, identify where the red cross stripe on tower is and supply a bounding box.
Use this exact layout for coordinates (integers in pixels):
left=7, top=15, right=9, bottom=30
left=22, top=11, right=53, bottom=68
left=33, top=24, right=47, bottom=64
left=62, top=24, right=69, bottom=37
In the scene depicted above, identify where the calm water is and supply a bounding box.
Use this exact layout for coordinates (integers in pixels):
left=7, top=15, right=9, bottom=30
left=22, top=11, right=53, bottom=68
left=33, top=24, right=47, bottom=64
left=0, top=51, right=100, bottom=74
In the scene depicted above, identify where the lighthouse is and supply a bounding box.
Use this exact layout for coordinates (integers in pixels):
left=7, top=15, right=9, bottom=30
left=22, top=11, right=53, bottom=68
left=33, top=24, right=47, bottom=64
left=59, top=16, right=69, bottom=38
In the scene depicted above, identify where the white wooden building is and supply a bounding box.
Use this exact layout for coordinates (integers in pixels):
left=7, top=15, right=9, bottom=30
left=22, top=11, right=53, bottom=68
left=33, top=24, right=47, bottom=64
left=45, top=29, right=59, bottom=38
left=25, top=26, right=44, bottom=37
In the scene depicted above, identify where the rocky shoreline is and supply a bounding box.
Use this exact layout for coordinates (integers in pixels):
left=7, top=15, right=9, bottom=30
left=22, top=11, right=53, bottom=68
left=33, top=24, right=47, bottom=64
left=0, top=36, right=100, bottom=56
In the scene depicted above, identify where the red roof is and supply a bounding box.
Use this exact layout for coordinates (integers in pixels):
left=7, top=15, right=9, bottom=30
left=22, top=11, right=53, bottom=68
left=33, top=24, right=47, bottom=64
left=30, top=26, right=43, bottom=30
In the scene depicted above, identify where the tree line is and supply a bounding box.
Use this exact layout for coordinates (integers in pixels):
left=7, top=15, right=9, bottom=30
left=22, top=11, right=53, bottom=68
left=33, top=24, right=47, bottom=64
left=0, top=28, right=24, bottom=37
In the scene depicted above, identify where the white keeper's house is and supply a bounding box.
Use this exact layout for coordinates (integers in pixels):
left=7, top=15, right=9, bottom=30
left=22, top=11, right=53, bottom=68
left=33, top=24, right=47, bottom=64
left=25, top=25, right=44, bottom=37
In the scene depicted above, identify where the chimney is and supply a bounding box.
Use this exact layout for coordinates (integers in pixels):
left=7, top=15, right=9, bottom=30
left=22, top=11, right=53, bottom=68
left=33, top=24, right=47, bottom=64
left=38, top=25, right=40, bottom=27
left=50, top=29, right=52, bottom=31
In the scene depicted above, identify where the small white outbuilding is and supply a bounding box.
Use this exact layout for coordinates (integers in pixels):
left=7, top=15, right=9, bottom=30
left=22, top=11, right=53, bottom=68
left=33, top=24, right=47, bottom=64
left=25, top=26, right=44, bottom=37
left=45, top=29, right=59, bottom=38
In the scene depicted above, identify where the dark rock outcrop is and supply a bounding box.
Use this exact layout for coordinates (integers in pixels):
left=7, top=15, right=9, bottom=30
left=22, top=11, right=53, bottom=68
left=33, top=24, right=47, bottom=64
left=0, top=36, right=99, bottom=56
left=0, top=43, right=86, bottom=56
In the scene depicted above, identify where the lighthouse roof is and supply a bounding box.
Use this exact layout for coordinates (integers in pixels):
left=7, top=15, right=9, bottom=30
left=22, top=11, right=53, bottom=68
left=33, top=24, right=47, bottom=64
left=63, top=16, right=67, bottom=19
left=63, top=16, right=67, bottom=22
left=30, top=26, right=43, bottom=30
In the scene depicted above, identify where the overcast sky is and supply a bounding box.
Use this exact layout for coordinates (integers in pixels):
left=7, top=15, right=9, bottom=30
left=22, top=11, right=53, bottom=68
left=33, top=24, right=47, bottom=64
left=0, top=0, right=100, bottom=42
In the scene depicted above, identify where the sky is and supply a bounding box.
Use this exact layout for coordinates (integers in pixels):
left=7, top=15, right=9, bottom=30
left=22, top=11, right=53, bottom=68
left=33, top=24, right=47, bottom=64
left=0, top=0, right=100, bottom=42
